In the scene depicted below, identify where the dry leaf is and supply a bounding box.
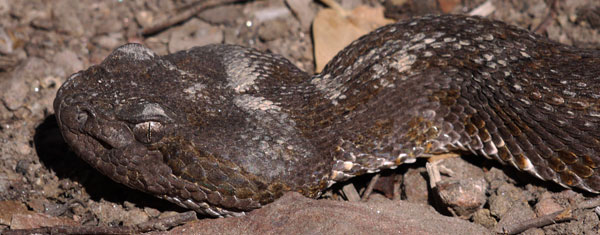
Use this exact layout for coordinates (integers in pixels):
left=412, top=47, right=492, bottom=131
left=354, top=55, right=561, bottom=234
left=438, top=0, right=462, bottom=13
left=313, top=4, right=394, bottom=72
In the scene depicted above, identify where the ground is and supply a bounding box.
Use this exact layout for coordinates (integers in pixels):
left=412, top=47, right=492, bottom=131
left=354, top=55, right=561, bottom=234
left=1, top=0, right=600, bottom=234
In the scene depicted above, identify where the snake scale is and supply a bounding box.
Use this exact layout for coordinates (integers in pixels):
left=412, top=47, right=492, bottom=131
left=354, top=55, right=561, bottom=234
left=54, top=15, right=600, bottom=217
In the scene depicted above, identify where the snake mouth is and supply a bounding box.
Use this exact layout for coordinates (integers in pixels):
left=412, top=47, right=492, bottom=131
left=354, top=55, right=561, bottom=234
left=54, top=96, right=164, bottom=192
left=66, top=107, right=114, bottom=150
left=55, top=95, right=138, bottom=162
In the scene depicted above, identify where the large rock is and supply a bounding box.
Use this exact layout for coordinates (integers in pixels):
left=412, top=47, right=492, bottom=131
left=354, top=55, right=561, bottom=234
left=164, top=192, right=490, bottom=234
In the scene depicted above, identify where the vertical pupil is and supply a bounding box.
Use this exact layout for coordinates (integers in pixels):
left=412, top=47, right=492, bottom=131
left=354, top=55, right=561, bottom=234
left=147, top=122, right=152, bottom=143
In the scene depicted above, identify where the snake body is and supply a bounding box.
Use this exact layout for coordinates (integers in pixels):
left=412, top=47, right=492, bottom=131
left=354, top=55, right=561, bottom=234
left=54, top=15, right=600, bottom=217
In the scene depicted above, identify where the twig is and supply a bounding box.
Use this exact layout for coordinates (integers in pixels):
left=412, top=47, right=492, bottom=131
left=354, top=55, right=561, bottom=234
left=341, top=183, right=361, bottom=202
left=134, top=210, right=197, bottom=231
left=141, top=0, right=244, bottom=36
left=498, top=208, right=574, bottom=234
left=318, top=0, right=348, bottom=17
left=361, top=174, right=380, bottom=201
left=577, top=196, right=600, bottom=209
left=495, top=195, right=600, bottom=234
left=533, top=0, right=558, bottom=34
left=426, top=153, right=459, bottom=188
left=392, top=174, right=402, bottom=200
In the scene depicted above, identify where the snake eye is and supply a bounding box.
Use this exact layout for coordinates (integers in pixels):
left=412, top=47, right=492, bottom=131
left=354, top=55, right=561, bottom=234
left=133, top=121, right=164, bottom=144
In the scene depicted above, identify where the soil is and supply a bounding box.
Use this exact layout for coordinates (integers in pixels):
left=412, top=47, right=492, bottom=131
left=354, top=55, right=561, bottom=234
left=1, top=0, right=600, bottom=234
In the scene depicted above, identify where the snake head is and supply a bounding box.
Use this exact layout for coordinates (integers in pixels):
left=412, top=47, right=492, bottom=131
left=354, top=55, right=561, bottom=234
left=54, top=43, right=330, bottom=217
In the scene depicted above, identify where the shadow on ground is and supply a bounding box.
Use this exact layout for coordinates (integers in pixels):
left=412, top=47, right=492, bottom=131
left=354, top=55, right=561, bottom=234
left=33, top=115, right=185, bottom=215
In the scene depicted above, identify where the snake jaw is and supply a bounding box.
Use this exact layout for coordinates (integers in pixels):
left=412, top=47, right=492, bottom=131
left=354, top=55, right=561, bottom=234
left=56, top=92, right=259, bottom=217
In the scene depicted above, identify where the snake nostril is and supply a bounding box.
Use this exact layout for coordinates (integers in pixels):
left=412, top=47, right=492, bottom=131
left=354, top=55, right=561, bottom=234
left=75, top=111, right=89, bottom=125
left=73, top=105, right=97, bottom=128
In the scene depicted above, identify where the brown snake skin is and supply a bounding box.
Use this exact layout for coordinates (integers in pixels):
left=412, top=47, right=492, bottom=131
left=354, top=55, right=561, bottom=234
left=54, top=15, right=600, bottom=217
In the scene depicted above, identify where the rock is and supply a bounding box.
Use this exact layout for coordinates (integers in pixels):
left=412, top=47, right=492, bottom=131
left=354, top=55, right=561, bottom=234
left=10, top=212, right=78, bottom=230
left=123, top=208, right=150, bottom=226
left=579, top=210, right=600, bottom=233
left=486, top=183, right=539, bottom=233
left=489, top=184, right=530, bottom=219
left=135, top=10, right=155, bottom=29
left=521, top=228, right=545, bottom=235
left=0, top=27, right=14, bottom=54
left=429, top=157, right=487, bottom=218
left=437, top=156, right=485, bottom=179
left=89, top=200, right=128, bottom=226
left=92, top=33, right=125, bottom=50
left=253, top=6, right=292, bottom=23
left=285, top=0, right=316, bottom=32
left=494, top=201, right=536, bottom=233
left=144, top=207, right=161, bottom=218
left=435, top=178, right=488, bottom=218
left=472, top=208, right=497, bottom=229
left=52, top=49, right=84, bottom=78
left=198, top=5, right=244, bottom=25
left=31, top=16, right=54, bottom=30
left=0, top=0, right=9, bottom=15
left=51, top=0, right=85, bottom=37
left=165, top=192, right=491, bottom=234
left=534, top=192, right=563, bottom=217
left=26, top=198, right=51, bottom=214
left=484, top=167, right=513, bottom=191
left=0, top=58, right=48, bottom=110
left=371, top=173, right=401, bottom=199
left=403, top=167, right=429, bottom=205
left=168, top=18, right=223, bottom=53
left=258, top=18, right=290, bottom=41
left=0, top=201, right=29, bottom=226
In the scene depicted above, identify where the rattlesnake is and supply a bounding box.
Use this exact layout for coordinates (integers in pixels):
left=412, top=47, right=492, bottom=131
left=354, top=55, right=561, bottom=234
left=54, top=15, right=600, bottom=217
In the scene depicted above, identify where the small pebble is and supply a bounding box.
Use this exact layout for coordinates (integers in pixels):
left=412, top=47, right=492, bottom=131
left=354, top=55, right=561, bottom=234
left=258, top=18, right=290, bottom=41
left=435, top=178, right=487, bottom=218
left=534, top=192, right=563, bottom=216
left=472, top=208, right=497, bottom=229
left=168, top=19, right=223, bottom=53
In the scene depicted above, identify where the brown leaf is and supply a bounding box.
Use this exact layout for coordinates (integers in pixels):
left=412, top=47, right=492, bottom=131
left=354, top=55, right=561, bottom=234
left=313, top=4, right=394, bottom=72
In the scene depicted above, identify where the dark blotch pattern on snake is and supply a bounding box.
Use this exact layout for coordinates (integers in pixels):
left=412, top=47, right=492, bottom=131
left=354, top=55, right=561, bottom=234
left=54, top=15, right=600, bottom=217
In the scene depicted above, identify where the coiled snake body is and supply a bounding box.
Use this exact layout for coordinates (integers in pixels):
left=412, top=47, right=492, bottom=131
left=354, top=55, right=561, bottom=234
left=54, top=15, right=600, bottom=217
